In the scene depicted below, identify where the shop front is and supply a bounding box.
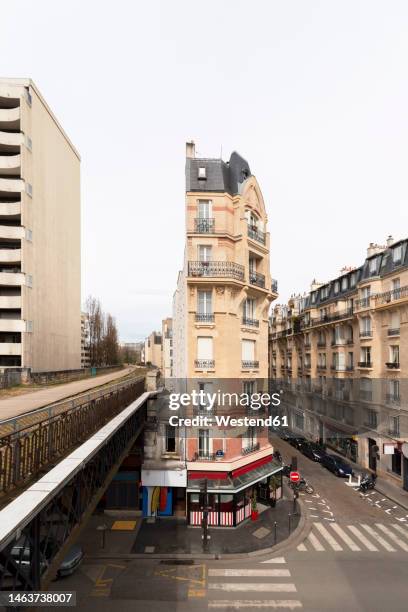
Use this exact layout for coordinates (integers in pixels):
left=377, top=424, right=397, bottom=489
left=187, top=455, right=282, bottom=527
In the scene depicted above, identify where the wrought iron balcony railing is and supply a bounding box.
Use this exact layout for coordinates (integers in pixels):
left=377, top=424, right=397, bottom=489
left=271, top=278, right=278, bottom=293
left=388, top=328, right=400, bottom=336
left=248, top=225, right=265, bottom=244
left=355, top=296, right=371, bottom=309
left=242, top=317, right=259, bottom=327
left=194, top=218, right=215, bottom=233
left=195, top=359, right=215, bottom=369
left=385, top=393, right=400, bottom=405
left=242, top=360, right=259, bottom=369
left=195, top=313, right=214, bottom=323
left=375, top=284, right=408, bottom=305
left=188, top=260, right=245, bottom=280
left=386, top=362, right=400, bottom=369
left=192, top=451, right=216, bottom=461
left=358, top=361, right=373, bottom=368
left=249, top=270, right=265, bottom=288
left=360, top=330, right=372, bottom=338
left=317, top=341, right=326, bottom=347
left=242, top=441, right=260, bottom=455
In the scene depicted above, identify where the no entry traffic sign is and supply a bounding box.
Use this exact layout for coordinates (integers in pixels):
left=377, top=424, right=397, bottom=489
left=290, top=471, right=300, bottom=483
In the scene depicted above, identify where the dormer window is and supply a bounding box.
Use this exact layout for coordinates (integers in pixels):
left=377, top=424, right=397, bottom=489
left=392, top=245, right=402, bottom=265
left=369, top=257, right=377, bottom=275
left=198, top=167, right=206, bottom=179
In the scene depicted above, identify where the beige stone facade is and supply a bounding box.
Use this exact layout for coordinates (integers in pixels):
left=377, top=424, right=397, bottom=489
left=161, top=317, right=173, bottom=381
left=0, top=79, right=81, bottom=371
left=269, top=236, right=408, bottom=490
left=144, top=330, right=162, bottom=368
left=173, top=142, right=278, bottom=381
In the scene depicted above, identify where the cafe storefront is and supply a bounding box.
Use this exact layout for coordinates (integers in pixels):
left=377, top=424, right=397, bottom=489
left=187, top=455, right=282, bottom=527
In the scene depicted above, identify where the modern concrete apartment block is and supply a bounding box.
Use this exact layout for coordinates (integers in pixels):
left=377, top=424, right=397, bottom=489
left=0, top=78, right=81, bottom=371
left=173, top=141, right=278, bottom=380
left=81, top=312, right=90, bottom=368
left=269, top=236, right=408, bottom=490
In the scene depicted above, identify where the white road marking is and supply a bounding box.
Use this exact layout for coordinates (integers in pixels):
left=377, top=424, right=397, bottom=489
left=306, top=531, right=324, bottom=551
left=314, top=522, right=343, bottom=551
left=310, top=515, right=319, bottom=518
left=305, top=500, right=313, bottom=504
left=346, top=525, right=378, bottom=551
left=260, top=556, right=286, bottom=564
left=397, top=517, right=407, bottom=522
left=323, top=517, right=335, bottom=522
left=297, top=543, right=307, bottom=551
left=360, top=524, right=396, bottom=552
left=209, top=583, right=297, bottom=593
left=208, top=600, right=303, bottom=609
left=209, top=569, right=290, bottom=577
left=330, top=523, right=361, bottom=551
left=375, top=524, right=408, bottom=552
left=391, top=524, right=408, bottom=540
left=308, top=507, right=317, bottom=510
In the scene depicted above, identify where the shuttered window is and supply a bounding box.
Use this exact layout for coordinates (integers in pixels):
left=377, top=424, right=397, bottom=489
left=197, top=337, right=213, bottom=360
left=242, top=339, right=255, bottom=361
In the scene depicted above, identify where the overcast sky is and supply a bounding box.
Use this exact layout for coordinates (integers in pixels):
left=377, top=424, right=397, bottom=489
left=2, top=1, right=408, bottom=341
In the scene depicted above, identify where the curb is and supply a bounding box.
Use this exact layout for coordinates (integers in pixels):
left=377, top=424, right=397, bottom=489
left=375, top=485, right=408, bottom=512
left=85, top=497, right=311, bottom=562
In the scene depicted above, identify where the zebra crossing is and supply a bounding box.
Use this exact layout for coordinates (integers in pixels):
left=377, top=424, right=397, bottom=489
left=296, top=521, right=408, bottom=553
left=207, top=558, right=303, bottom=609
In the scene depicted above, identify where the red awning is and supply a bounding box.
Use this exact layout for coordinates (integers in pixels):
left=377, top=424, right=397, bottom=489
left=232, top=455, right=273, bottom=479
left=188, top=471, right=229, bottom=480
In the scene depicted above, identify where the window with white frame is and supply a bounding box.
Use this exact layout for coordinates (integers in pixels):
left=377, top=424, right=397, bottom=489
left=341, top=277, right=348, bottom=291
left=198, top=245, right=212, bottom=261
left=242, top=339, right=255, bottom=362
left=198, top=167, right=207, bottom=179
left=369, top=257, right=377, bottom=275
left=198, top=290, right=212, bottom=314
left=243, top=298, right=256, bottom=319
left=197, top=337, right=213, bottom=360
left=392, top=245, right=402, bottom=264
left=360, top=316, right=371, bottom=335
left=198, top=199, right=211, bottom=218
left=198, top=429, right=210, bottom=456
left=360, top=346, right=371, bottom=364
left=389, top=345, right=399, bottom=365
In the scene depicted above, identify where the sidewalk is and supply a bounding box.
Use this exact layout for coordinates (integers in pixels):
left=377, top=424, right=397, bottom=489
left=81, top=498, right=300, bottom=560
left=0, top=366, right=138, bottom=421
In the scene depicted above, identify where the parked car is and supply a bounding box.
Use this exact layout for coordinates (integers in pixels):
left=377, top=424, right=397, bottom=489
left=9, top=538, right=83, bottom=579
left=321, top=454, right=354, bottom=477
left=288, top=436, right=307, bottom=450
left=301, top=442, right=327, bottom=463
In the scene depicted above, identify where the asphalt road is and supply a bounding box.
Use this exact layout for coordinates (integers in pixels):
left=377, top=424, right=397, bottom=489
left=57, top=436, right=408, bottom=611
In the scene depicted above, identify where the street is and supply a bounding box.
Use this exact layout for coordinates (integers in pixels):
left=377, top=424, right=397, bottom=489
left=58, top=435, right=408, bottom=611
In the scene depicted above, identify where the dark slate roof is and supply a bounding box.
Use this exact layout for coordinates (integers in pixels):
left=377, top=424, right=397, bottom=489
left=304, top=238, right=408, bottom=309
left=186, top=151, right=251, bottom=195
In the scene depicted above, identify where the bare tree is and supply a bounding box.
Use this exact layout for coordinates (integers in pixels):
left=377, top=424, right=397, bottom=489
left=85, top=296, right=119, bottom=366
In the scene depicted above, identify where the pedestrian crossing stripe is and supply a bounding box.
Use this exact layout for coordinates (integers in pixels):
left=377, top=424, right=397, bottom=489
left=208, top=602, right=302, bottom=609
left=296, top=522, right=408, bottom=553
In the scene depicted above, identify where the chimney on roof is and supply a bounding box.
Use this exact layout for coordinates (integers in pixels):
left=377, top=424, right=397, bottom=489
left=186, top=141, right=196, bottom=159
left=386, top=235, right=394, bottom=247
left=367, top=242, right=386, bottom=257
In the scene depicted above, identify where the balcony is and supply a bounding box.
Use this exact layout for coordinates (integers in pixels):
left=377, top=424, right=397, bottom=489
left=271, top=279, right=278, bottom=293
left=388, top=328, right=400, bottom=336
left=317, top=341, right=326, bottom=348
left=188, top=261, right=245, bottom=281
left=0, top=320, right=25, bottom=333
left=195, top=359, right=215, bottom=370
left=0, top=202, right=21, bottom=217
left=385, top=393, right=400, bottom=405
left=375, top=285, right=408, bottom=306
left=0, top=271, right=25, bottom=286
left=249, top=270, right=265, bottom=288
left=386, top=362, right=400, bottom=369
left=0, top=107, right=20, bottom=131
left=0, top=154, right=21, bottom=176
left=0, top=225, right=24, bottom=240
left=242, top=317, right=259, bottom=328
left=247, top=225, right=266, bottom=244
left=0, top=295, right=21, bottom=308
left=346, top=365, right=354, bottom=372
left=242, top=442, right=260, bottom=455
left=0, top=342, right=21, bottom=355
left=355, top=297, right=371, bottom=309
left=360, top=330, right=372, bottom=338
left=194, top=218, right=215, bottom=233
left=360, top=390, right=373, bottom=401
left=192, top=452, right=216, bottom=461
left=0, top=130, right=23, bottom=152
left=0, top=248, right=21, bottom=263
left=358, top=361, right=373, bottom=369
left=0, top=178, right=24, bottom=194
left=317, top=364, right=327, bottom=371
left=242, top=360, right=259, bottom=369
left=195, top=313, right=214, bottom=323
left=331, top=365, right=347, bottom=372
left=305, top=309, right=354, bottom=327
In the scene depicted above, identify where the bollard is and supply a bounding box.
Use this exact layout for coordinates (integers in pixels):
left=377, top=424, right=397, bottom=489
left=288, top=513, right=292, bottom=535
left=274, top=521, right=277, bottom=545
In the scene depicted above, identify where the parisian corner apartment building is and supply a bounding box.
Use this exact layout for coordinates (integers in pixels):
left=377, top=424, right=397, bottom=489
left=142, top=142, right=282, bottom=526
left=0, top=79, right=81, bottom=372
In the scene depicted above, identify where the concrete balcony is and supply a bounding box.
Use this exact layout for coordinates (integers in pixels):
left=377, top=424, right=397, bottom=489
left=0, top=342, right=21, bottom=355
left=0, top=154, right=21, bottom=176
left=0, top=226, right=25, bottom=240
left=0, top=130, right=23, bottom=152
left=0, top=107, right=20, bottom=131
left=0, top=272, right=25, bottom=286
left=0, top=296, right=21, bottom=308
left=0, top=320, right=25, bottom=333
left=0, top=249, right=21, bottom=263
left=0, top=202, right=21, bottom=217
left=0, top=178, right=24, bottom=195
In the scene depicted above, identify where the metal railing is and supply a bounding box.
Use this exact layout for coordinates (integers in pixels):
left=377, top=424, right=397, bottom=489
left=388, top=328, right=400, bottom=336
left=188, top=261, right=245, bottom=280
left=242, top=317, right=259, bottom=328
left=355, top=296, right=371, bottom=309
left=242, top=360, right=259, bottom=369
left=195, top=313, right=214, bottom=323
left=386, top=362, right=400, bottom=369
left=271, top=279, right=278, bottom=293
left=0, top=376, right=145, bottom=495
left=194, top=218, right=215, bottom=233
left=242, top=441, right=260, bottom=455
left=249, top=271, right=265, bottom=288
left=359, top=330, right=372, bottom=338
left=195, top=359, right=215, bottom=369
left=385, top=393, right=400, bottom=405
left=358, top=361, right=372, bottom=368
left=248, top=225, right=266, bottom=244
left=375, top=284, right=408, bottom=305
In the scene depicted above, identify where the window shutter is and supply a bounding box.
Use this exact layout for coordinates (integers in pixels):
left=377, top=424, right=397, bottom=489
left=242, top=340, right=255, bottom=361
left=197, top=337, right=213, bottom=359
